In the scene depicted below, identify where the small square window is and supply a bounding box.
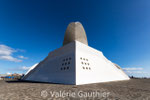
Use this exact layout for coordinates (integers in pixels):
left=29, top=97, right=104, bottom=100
left=83, top=58, right=85, bottom=60
left=81, top=62, right=84, bottom=64
left=61, top=68, right=63, bottom=70
left=83, top=67, right=85, bottom=69
left=69, top=57, right=71, bottom=60
left=66, top=58, right=68, bottom=61
left=89, top=67, right=91, bottom=70
left=63, top=59, right=65, bottom=62
left=86, top=67, right=88, bottom=69
left=62, top=63, right=64, bottom=66
left=65, top=63, right=67, bottom=65
left=67, top=67, right=69, bottom=69
left=86, top=59, right=88, bottom=61
left=80, top=57, right=82, bottom=60
left=64, top=67, right=66, bottom=70
left=85, top=63, right=86, bottom=65
left=68, top=62, right=70, bottom=64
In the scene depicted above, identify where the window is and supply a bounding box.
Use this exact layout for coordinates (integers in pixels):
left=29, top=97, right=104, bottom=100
left=66, top=58, right=68, bottom=61
left=80, top=57, right=91, bottom=70
left=61, top=57, right=71, bottom=71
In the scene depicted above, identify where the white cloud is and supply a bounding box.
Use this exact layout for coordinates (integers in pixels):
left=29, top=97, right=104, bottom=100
left=18, top=55, right=28, bottom=59
left=8, top=66, right=30, bottom=71
left=123, top=67, right=148, bottom=75
left=20, top=66, right=30, bottom=70
left=0, top=44, right=25, bottom=62
left=125, top=71, right=148, bottom=74
left=123, top=67, right=143, bottom=71
left=6, top=72, right=11, bottom=75
left=20, top=63, right=38, bottom=71
left=0, top=45, right=15, bottom=55
left=0, top=55, right=22, bottom=62
left=8, top=63, right=38, bottom=72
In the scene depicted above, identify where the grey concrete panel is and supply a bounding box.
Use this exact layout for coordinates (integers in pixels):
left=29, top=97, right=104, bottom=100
left=63, top=22, right=88, bottom=46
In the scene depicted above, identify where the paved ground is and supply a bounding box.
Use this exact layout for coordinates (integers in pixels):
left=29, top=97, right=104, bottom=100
left=0, top=79, right=150, bottom=100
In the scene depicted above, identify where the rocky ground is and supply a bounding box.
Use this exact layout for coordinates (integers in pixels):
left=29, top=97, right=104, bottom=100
left=0, top=79, right=150, bottom=100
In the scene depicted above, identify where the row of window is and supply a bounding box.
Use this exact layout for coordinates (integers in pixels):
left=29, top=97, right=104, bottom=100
left=81, top=62, right=90, bottom=65
left=82, top=67, right=91, bottom=70
left=62, top=62, right=70, bottom=66
left=62, top=57, right=71, bottom=62
left=61, top=67, right=69, bottom=70
left=80, top=57, right=88, bottom=61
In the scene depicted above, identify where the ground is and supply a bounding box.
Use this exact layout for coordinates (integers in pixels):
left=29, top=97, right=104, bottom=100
left=0, top=79, right=150, bottom=100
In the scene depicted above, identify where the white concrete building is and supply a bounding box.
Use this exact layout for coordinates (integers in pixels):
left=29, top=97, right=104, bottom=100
left=23, top=22, right=130, bottom=85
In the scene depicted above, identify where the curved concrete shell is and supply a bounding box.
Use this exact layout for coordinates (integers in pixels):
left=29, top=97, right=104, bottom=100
left=63, top=22, right=88, bottom=46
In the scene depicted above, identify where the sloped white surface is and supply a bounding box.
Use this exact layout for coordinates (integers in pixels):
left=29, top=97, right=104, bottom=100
left=25, top=63, right=39, bottom=75
left=75, top=41, right=129, bottom=85
left=23, top=42, right=76, bottom=84
left=23, top=41, right=129, bottom=85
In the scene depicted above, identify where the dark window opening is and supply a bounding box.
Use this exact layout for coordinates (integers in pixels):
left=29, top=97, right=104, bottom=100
left=66, top=58, right=68, bottom=61
left=68, top=62, right=70, bottom=64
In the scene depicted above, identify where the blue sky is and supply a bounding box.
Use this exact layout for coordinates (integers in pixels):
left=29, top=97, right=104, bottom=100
left=0, top=0, right=150, bottom=77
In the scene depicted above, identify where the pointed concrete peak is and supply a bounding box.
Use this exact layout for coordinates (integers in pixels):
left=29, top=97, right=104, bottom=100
left=75, top=21, right=80, bottom=24
left=63, top=22, right=88, bottom=46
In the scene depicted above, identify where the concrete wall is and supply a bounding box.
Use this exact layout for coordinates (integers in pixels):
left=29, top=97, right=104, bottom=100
left=24, top=41, right=129, bottom=85
left=75, top=41, right=129, bottom=85
left=24, top=42, right=76, bottom=84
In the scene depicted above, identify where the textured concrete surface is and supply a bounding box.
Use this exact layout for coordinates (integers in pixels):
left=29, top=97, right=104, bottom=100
left=63, top=22, right=88, bottom=46
left=0, top=79, right=150, bottom=100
